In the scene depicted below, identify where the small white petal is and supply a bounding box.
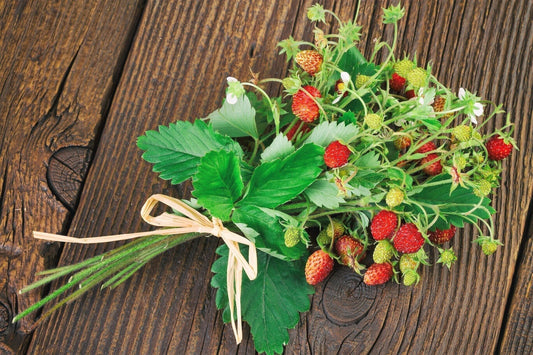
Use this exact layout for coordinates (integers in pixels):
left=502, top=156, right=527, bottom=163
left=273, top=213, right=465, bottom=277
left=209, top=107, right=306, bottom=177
left=469, top=114, right=478, bottom=125
left=418, top=97, right=425, bottom=105
left=227, top=76, right=238, bottom=83
left=340, top=71, right=350, bottom=83
left=458, top=88, right=466, bottom=99
left=226, top=93, right=238, bottom=104
left=332, top=95, right=342, bottom=104
left=473, top=103, right=484, bottom=116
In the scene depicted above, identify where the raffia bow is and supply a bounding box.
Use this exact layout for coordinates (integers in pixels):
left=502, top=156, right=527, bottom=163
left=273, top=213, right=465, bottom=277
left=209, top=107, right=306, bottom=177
left=33, top=194, right=258, bottom=343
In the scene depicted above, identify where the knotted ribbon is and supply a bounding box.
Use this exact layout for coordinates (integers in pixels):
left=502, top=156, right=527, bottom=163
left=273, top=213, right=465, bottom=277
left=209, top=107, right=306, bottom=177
left=33, top=194, right=258, bottom=343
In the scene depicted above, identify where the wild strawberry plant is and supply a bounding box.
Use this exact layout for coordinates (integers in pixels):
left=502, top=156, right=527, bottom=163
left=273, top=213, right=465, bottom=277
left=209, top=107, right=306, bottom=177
left=15, top=4, right=515, bottom=355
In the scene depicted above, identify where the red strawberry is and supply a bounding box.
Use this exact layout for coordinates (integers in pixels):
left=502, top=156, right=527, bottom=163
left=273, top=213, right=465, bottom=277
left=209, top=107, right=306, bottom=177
left=428, top=225, right=457, bottom=244
left=295, top=50, right=323, bottom=76
left=305, top=250, right=334, bottom=285
left=389, top=73, right=406, bottom=92
left=334, top=235, right=364, bottom=268
left=405, top=89, right=416, bottom=99
left=393, top=223, right=424, bottom=253
left=286, top=121, right=310, bottom=141
left=363, top=262, right=393, bottom=285
left=370, top=210, right=398, bottom=240
left=324, top=141, right=351, bottom=168
left=416, top=141, right=436, bottom=154
left=420, top=153, right=442, bottom=175
left=292, top=85, right=321, bottom=122
left=486, top=135, right=512, bottom=160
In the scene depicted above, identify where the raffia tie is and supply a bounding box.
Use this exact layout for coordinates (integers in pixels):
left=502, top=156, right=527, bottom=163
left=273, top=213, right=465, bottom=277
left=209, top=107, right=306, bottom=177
left=33, top=194, right=258, bottom=344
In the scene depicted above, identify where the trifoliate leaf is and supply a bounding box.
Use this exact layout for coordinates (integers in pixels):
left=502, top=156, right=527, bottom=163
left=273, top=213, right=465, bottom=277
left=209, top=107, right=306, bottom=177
left=211, top=245, right=313, bottom=355
left=192, top=150, right=243, bottom=221
left=407, top=175, right=496, bottom=228
left=304, top=179, right=345, bottom=209
left=233, top=205, right=307, bottom=260
left=137, top=120, right=242, bottom=185
left=208, top=95, right=258, bottom=139
left=238, top=144, right=324, bottom=209
left=304, top=121, right=359, bottom=147
left=261, top=134, right=295, bottom=162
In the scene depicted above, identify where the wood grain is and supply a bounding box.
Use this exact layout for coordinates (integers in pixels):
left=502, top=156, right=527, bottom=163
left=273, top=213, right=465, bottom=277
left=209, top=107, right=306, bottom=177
left=0, top=0, right=144, bottom=352
left=20, top=0, right=533, bottom=354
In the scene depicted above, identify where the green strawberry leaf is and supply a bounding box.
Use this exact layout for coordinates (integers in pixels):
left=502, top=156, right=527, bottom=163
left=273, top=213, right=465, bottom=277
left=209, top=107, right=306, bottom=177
left=211, top=245, right=313, bottom=355
left=407, top=175, right=496, bottom=228
left=238, top=144, right=324, bottom=209
left=354, top=151, right=381, bottom=169
left=207, top=95, right=259, bottom=139
left=260, top=134, right=295, bottom=162
left=304, top=179, right=345, bottom=209
left=233, top=205, right=307, bottom=260
left=304, top=121, right=359, bottom=147
left=192, top=150, right=243, bottom=221
left=137, top=120, right=242, bottom=185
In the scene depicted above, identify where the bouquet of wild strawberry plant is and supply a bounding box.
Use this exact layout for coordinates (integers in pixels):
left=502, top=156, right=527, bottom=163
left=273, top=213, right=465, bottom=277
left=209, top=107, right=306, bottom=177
left=15, top=4, right=516, bottom=355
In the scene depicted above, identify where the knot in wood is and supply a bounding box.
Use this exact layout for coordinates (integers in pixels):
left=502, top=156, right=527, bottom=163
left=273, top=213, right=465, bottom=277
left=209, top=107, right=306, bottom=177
left=321, top=267, right=377, bottom=326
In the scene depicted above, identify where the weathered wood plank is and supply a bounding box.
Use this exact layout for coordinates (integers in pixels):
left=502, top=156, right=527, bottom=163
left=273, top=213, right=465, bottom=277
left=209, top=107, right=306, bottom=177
left=0, top=0, right=144, bottom=352
left=25, top=0, right=533, bottom=354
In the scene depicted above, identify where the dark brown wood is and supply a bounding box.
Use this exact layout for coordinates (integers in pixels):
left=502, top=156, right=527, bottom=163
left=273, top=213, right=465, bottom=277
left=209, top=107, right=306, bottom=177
left=0, top=0, right=144, bottom=352
left=0, top=0, right=527, bottom=354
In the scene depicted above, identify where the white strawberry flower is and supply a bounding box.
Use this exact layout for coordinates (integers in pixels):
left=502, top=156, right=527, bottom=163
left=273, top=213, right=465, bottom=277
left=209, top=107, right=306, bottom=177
left=226, top=76, right=245, bottom=105
left=332, top=72, right=351, bottom=104
left=458, top=87, right=483, bottom=124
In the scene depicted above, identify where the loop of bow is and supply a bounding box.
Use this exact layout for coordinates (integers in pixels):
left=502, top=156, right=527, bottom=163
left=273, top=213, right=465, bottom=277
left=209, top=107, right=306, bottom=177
left=33, top=194, right=258, bottom=344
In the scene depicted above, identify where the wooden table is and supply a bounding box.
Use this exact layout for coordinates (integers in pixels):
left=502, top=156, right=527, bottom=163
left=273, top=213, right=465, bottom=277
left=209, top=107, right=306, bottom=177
left=1, top=0, right=532, bottom=353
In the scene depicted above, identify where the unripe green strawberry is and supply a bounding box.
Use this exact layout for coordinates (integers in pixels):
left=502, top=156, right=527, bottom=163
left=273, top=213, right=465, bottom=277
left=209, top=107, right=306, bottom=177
left=406, top=67, right=427, bottom=88
left=316, top=229, right=331, bottom=248
left=326, top=219, right=345, bottom=239
left=305, top=250, right=334, bottom=285
left=474, top=179, right=492, bottom=197
left=364, top=113, right=383, bottom=130
left=481, top=240, right=499, bottom=255
left=437, top=248, right=457, bottom=269
left=284, top=226, right=301, bottom=247
left=394, top=59, right=415, bottom=78
left=402, top=269, right=420, bottom=286
left=455, top=155, right=467, bottom=170
left=475, top=236, right=502, bottom=256
left=386, top=187, right=404, bottom=208
left=355, top=74, right=371, bottom=89
left=373, top=240, right=395, bottom=264
left=452, top=125, right=473, bottom=142
left=399, top=254, right=418, bottom=273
